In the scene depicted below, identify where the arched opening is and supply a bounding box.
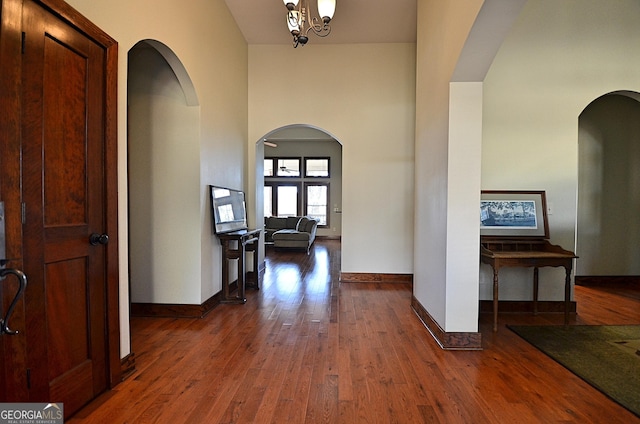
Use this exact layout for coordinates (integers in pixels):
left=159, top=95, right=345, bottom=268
left=577, top=91, right=640, bottom=279
left=254, top=125, right=343, bottom=261
left=127, top=40, right=201, bottom=306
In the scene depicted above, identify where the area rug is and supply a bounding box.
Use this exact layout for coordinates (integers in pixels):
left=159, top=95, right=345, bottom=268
left=508, top=325, right=640, bottom=417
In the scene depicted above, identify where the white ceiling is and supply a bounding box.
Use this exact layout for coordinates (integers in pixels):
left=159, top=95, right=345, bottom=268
left=224, top=0, right=417, bottom=46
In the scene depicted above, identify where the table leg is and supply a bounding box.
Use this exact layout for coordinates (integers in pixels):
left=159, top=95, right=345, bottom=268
left=245, top=240, right=260, bottom=290
left=252, top=242, right=260, bottom=290
left=220, top=240, right=246, bottom=304
left=237, top=245, right=247, bottom=303
left=533, top=267, right=539, bottom=315
left=492, top=267, right=499, bottom=332
left=564, top=266, right=571, bottom=326
left=221, top=242, right=231, bottom=300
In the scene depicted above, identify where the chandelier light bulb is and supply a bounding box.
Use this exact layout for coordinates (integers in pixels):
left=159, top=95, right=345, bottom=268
left=287, top=10, right=301, bottom=35
left=317, top=0, right=336, bottom=22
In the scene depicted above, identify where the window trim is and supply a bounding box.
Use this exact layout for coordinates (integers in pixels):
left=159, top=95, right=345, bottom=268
left=264, top=181, right=302, bottom=217
left=304, top=157, right=331, bottom=178
left=304, top=182, right=330, bottom=227
left=265, top=157, right=302, bottom=178
left=263, top=158, right=275, bottom=177
left=265, top=156, right=331, bottom=226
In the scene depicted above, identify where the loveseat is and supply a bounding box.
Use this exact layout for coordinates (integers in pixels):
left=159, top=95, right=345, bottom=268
left=264, top=216, right=318, bottom=252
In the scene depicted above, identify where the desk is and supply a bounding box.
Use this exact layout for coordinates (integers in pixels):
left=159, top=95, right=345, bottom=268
left=480, top=239, right=577, bottom=331
left=217, top=229, right=261, bottom=304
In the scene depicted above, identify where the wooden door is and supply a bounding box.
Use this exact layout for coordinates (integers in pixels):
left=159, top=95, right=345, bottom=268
left=20, top=0, right=114, bottom=416
left=0, top=0, right=29, bottom=403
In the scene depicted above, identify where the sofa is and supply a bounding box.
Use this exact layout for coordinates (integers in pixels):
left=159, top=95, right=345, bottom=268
left=264, top=216, right=318, bottom=252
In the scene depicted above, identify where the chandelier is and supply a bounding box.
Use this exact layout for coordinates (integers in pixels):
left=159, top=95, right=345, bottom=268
left=283, top=0, right=336, bottom=48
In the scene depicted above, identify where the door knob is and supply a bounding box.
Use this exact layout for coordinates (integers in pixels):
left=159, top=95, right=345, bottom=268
left=89, top=233, right=109, bottom=245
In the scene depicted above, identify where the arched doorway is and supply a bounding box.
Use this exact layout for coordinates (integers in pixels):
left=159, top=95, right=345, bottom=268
left=127, top=40, right=201, bottom=306
left=254, top=125, right=343, bottom=261
left=577, top=91, right=640, bottom=280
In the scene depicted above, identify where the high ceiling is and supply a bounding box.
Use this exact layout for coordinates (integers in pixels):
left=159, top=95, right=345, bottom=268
left=224, top=0, right=417, bottom=46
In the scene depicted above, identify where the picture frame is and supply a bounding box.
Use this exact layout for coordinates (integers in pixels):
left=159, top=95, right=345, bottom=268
left=480, top=190, right=549, bottom=238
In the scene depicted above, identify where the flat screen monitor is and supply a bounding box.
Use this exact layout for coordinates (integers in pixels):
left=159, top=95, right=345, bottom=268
left=210, top=185, right=248, bottom=234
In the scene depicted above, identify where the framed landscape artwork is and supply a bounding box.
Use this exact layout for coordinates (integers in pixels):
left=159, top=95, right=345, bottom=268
left=480, top=190, right=549, bottom=238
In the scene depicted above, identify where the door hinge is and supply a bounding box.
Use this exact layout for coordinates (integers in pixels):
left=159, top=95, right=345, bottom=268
left=26, top=368, right=31, bottom=389
left=21, top=203, right=26, bottom=224
left=21, top=32, right=26, bottom=54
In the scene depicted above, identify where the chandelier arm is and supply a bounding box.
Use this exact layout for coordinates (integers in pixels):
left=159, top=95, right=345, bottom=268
left=306, top=17, right=331, bottom=37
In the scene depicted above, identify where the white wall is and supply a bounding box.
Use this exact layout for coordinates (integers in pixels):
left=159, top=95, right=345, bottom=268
left=248, top=44, right=416, bottom=274
left=445, top=82, right=483, bottom=330
left=414, top=0, right=484, bottom=333
left=481, top=0, right=640, bottom=300
left=66, top=0, right=248, bottom=357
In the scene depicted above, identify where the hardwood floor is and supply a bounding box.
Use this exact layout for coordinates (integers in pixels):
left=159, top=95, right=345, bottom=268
left=69, top=240, right=640, bottom=423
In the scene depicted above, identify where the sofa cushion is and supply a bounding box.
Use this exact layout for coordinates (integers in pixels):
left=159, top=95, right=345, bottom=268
left=272, top=229, right=310, bottom=242
left=265, top=216, right=289, bottom=230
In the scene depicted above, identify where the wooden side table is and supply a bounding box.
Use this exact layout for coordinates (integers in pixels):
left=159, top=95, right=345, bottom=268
left=481, top=239, right=577, bottom=331
left=217, top=229, right=261, bottom=304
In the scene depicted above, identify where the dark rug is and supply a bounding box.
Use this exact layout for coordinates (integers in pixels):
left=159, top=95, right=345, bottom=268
left=508, top=325, right=640, bottom=417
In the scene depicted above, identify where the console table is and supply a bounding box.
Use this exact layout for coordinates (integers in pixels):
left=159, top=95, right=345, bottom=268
left=481, top=238, right=577, bottom=331
left=217, top=228, right=261, bottom=304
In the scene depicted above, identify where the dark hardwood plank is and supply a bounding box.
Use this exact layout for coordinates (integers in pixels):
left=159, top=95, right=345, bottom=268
left=68, top=240, right=640, bottom=423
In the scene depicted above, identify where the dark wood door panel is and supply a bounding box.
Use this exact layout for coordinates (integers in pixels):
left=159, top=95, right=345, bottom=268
left=49, top=359, right=93, bottom=416
left=43, top=34, right=90, bottom=227
left=21, top=0, right=107, bottom=415
left=46, top=258, right=89, bottom=376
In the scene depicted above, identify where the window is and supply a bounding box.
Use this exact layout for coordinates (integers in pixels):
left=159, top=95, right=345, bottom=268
left=264, top=156, right=330, bottom=226
left=305, top=158, right=330, bottom=177
left=305, top=183, right=329, bottom=225
left=264, top=182, right=300, bottom=217
left=276, top=158, right=300, bottom=177
left=265, top=157, right=301, bottom=177
left=264, top=159, right=274, bottom=177
left=277, top=185, right=299, bottom=216
left=264, top=185, right=273, bottom=216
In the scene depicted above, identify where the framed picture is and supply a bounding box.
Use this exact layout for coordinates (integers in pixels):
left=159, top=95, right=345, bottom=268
left=480, top=190, right=549, bottom=238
